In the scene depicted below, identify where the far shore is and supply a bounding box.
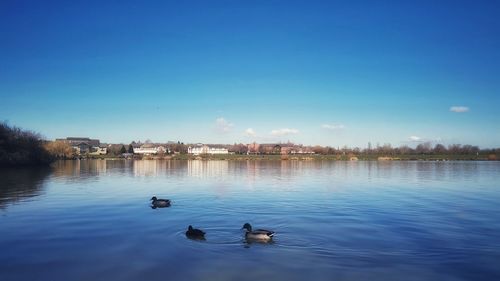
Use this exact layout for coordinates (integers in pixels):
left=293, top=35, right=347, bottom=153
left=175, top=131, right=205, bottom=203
left=77, top=153, right=498, bottom=161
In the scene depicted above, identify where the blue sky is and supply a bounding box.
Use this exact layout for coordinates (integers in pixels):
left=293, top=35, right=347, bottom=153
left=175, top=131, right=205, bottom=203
left=1, top=0, right=499, bottom=147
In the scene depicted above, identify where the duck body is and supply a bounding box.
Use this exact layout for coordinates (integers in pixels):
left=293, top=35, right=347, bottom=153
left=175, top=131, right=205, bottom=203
left=186, top=225, right=206, bottom=240
left=242, top=223, right=274, bottom=241
left=150, top=196, right=171, bottom=208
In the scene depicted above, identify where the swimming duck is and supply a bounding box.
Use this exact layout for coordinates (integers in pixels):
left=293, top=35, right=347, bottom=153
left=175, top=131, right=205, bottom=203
left=242, top=223, right=275, bottom=241
left=150, top=196, right=171, bottom=208
left=185, top=225, right=206, bottom=240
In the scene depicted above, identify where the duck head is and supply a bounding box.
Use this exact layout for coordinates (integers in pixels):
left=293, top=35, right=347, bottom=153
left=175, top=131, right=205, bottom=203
left=242, top=223, right=252, bottom=232
left=188, top=225, right=193, bottom=231
left=150, top=196, right=157, bottom=201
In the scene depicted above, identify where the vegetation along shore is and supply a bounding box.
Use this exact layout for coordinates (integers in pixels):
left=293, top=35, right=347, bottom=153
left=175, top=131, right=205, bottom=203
left=0, top=123, right=53, bottom=167
left=1, top=122, right=498, bottom=167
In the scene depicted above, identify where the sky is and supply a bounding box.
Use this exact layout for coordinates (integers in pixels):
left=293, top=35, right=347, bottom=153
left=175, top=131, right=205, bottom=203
left=1, top=0, right=499, bottom=148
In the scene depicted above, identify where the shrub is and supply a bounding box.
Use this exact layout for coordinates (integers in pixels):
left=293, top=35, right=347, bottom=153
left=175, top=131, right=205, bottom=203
left=0, top=122, right=54, bottom=166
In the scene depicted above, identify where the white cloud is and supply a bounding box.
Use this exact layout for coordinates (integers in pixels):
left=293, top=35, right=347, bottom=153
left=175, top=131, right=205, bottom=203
left=321, top=123, right=345, bottom=130
left=406, top=136, right=443, bottom=144
left=270, top=128, right=299, bottom=136
left=214, top=117, right=233, bottom=133
left=244, top=128, right=256, bottom=137
left=409, top=136, right=421, bottom=142
left=450, top=106, right=469, bottom=113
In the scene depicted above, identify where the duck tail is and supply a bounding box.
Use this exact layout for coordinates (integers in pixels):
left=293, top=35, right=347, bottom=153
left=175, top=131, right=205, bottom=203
left=268, top=232, right=275, bottom=237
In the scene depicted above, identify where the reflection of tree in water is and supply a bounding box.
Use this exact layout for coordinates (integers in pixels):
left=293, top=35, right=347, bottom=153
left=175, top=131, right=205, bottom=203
left=51, top=159, right=111, bottom=178
left=0, top=167, right=51, bottom=209
left=51, top=159, right=193, bottom=179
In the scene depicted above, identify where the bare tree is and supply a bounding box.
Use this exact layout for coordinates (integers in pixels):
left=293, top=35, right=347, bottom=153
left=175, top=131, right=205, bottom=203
left=44, top=141, right=76, bottom=159
left=433, top=144, right=447, bottom=154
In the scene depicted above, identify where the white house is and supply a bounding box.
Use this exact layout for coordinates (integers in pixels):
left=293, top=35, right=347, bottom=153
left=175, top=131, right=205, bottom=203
left=188, top=145, right=228, bottom=155
left=133, top=145, right=167, bottom=155
left=89, top=147, right=107, bottom=155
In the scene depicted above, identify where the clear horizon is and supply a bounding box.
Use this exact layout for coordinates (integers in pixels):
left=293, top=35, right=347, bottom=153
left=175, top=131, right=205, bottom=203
left=1, top=1, right=499, bottom=148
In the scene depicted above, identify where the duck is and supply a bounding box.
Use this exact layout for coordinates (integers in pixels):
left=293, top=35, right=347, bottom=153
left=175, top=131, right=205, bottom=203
left=242, top=223, right=275, bottom=241
left=185, top=225, right=206, bottom=240
left=150, top=196, right=171, bottom=208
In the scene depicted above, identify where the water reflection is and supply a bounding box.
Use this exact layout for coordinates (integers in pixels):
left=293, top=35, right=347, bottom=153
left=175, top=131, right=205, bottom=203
left=244, top=239, right=276, bottom=248
left=52, top=159, right=108, bottom=178
left=46, top=160, right=498, bottom=187
left=0, top=167, right=51, bottom=209
left=188, top=160, right=229, bottom=178
left=134, top=160, right=160, bottom=177
left=1, top=160, right=499, bottom=281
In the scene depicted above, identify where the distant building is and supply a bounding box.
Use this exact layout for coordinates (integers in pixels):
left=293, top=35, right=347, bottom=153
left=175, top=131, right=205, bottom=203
left=89, top=147, right=107, bottom=155
left=247, top=142, right=260, bottom=154
left=56, top=137, right=101, bottom=155
left=188, top=144, right=228, bottom=155
left=56, top=137, right=100, bottom=147
left=259, top=143, right=282, bottom=154
left=133, top=144, right=167, bottom=155
left=246, top=142, right=314, bottom=155
left=281, top=145, right=314, bottom=155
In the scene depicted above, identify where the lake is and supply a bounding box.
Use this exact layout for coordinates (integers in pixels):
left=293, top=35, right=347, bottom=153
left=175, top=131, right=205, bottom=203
left=1, top=160, right=499, bottom=281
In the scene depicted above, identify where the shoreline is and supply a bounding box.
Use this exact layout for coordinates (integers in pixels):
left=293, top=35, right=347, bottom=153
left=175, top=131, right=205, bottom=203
left=74, top=154, right=499, bottom=161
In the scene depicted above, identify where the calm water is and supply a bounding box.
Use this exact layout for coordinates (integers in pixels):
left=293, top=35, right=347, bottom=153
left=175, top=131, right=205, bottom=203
left=1, top=160, right=500, bottom=281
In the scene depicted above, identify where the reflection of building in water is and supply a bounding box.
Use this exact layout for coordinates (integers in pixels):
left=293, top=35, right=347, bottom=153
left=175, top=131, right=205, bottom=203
left=90, top=159, right=107, bottom=174
left=53, top=160, right=185, bottom=178
left=280, top=160, right=293, bottom=177
left=80, top=159, right=107, bottom=175
left=187, top=160, right=229, bottom=178
left=280, top=160, right=320, bottom=183
left=133, top=160, right=183, bottom=177
left=134, top=160, right=159, bottom=177
left=52, top=159, right=107, bottom=177
left=240, top=161, right=309, bottom=189
left=243, top=160, right=260, bottom=186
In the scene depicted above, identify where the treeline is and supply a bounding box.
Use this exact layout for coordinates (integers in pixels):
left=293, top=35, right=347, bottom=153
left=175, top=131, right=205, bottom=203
left=310, top=143, right=498, bottom=156
left=0, top=122, right=54, bottom=166
left=228, top=142, right=499, bottom=158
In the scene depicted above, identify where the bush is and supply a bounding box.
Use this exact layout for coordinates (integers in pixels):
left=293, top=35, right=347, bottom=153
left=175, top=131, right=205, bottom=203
left=0, top=122, right=54, bottom=166
left=44, top=141, right=76, bottom=159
